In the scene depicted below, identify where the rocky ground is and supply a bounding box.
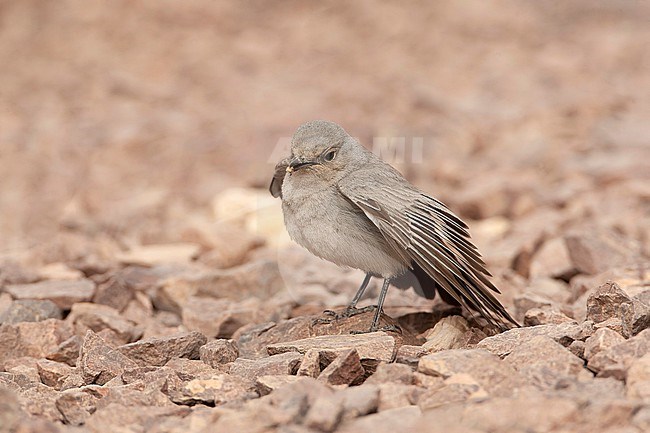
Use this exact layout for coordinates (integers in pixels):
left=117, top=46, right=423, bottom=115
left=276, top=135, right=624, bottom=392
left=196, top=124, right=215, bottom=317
left=1, top=1, right=649, bottom=433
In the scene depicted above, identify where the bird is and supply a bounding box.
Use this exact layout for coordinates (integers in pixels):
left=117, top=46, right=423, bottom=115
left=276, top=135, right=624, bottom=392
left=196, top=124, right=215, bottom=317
left=270, top=120, right=519, bottom=332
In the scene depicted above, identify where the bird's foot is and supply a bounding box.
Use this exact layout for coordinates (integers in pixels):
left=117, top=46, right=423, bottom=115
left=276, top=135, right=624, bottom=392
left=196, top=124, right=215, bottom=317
left=350, top=324, right=402, bottom=334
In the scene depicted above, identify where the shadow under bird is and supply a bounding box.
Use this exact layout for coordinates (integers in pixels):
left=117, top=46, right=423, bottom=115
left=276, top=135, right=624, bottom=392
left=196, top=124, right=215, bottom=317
left=270, top=120, right=519, bottom=332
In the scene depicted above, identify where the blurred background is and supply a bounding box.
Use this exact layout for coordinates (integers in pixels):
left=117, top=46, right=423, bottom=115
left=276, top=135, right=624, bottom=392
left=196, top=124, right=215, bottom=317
left=0, top=0, right=648, bottom=279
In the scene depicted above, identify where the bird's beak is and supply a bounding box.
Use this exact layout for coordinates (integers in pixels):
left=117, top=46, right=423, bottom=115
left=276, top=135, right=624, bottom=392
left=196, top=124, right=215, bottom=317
left=287, top=158, right=317, bottom=174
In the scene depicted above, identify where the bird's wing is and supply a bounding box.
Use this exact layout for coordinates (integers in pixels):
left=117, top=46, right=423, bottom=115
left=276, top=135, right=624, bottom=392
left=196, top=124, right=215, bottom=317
left=269, top=158, right=290, bottom=198
left=337, top=173, right=518, bottom=329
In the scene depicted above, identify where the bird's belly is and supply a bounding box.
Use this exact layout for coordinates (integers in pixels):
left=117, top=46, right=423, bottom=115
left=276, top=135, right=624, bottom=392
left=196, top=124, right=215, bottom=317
left=282, top=195, right=407, bottom=277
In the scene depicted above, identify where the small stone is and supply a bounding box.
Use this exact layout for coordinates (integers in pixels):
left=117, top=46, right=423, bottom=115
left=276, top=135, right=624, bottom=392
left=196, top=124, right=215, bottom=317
left=92, top=275, right=134, bottom=312
left=56, top=385, right=107, bottom=425
left=523, top=306, right=574, bottom=326
left=169, top=374, right=256, bottom=406
left=586, top=281, right=635, bottom=337
left=584, top=327, right=626, bottom=360
left=0, top=319, right=63, bottom=368
left=182, top=296, right=272, bottom=339
left=0, top=300, right=62, bottom=324
left=230, top=352, right=302, bottom=378
left=256, top=375, right=302, bottom=396
left=588, top=329, right=650, bottom=379
left=366, top=363, right=413, bottom=385
left=36, top=359, right=74, bottom=390
left=297, top=348, right=322, bottom=378
left=267, top=332, right=396, bottom=365
left=565, top=232, right=631, bottom=275
left=422, top=315, right=469, bottom=352
left=78, top=330, right=139, bottom=385
left=318, top=349, right=364, bottom=386
left=235, top=318, right=312, bottom=359
left=68, top=302, right=140, bottom=345
left=4, top=279, right=95, bottom=310
left=418, top=349, right=523, bottom=397
left=164, top=358, right=219, bottom=381
left=529, top=237, right=576, bottom=280
left=504, top=336, right=592, bottom=389
left=395, top=345, right=426, bottom=368
left=199, top=339, right=239, bottom=367
left=118, top=331, right=207, bottom=366
left=45, top=335, right=82, bottom=366
left=477, top=322, right=593, bottom=358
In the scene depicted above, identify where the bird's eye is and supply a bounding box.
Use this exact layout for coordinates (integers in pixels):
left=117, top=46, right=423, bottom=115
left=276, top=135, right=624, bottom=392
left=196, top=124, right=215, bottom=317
left=323, top=150, right=337, bottom=162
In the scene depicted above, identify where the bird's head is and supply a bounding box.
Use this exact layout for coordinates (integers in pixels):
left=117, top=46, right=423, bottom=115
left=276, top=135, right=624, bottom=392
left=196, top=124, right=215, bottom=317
left=286, top=120, right=366, bottom=179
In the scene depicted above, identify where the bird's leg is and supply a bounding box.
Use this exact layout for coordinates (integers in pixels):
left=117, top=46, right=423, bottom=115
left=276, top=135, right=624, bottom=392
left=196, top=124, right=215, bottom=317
left=322, top=273, right=374, bottom=319
left=350, top=277, right=401, bottom=334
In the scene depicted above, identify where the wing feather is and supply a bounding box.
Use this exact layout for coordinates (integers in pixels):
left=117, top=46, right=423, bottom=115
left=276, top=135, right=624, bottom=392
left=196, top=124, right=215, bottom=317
left=338, top=180, right=518, bottom=330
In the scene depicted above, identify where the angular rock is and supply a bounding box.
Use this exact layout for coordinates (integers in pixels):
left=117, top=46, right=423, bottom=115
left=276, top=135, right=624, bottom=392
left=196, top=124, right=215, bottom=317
left=164, top=357, right=220, bottom=381
left=36, top=359, right=74, bottom=390
left=0, top=319, right=63, bottom=368
left=118, top=331, right=207, bottom=366
left=626, top=353, right=650, bottom=401
left=395, top=345, right=427, bottom=368
left=267, top=332, right=396, bottom=366
left=46, top=335, right=82, bottom=367
left=169, top=374, right=256, bottom=406
left=182, top=296, right=273, bottom=339
left=255, top=375, right=302, bottom=396
left=178, top=259, right=283, bottom=301
left=504, top=336, right=592, bottom=389
left=78, top=330, right=139, bottom=385
left=4, top=357, right=41, bottom=384
left=588, top=329, right=650, bottom=379
left=68, top=302, right=140, bottom=345
left=0, top=300, right=62, bottom=324
left=477, top=322, right=594, bottom=357
left=235, top=318, right=312, bottom=359
left=230, top=352, right=302, bottom=378
left=418, top=349, right=523, bottom=397
left=523, top=306, right=574, bottom=326
left=4, top=279, right=95, bottom=310
left=200, top=339, right=239, bottom=368
left=529, top=237, right=576, bottom=280
left=565, top=232, right=631, bottom=275
left=92, top=275, right=134, bottom=312
left=318, top=349, right=364, bottom=386
left=85, top=403, right=191, bottom=433
left=56, top=385, right=107, bottom=425
left=366, top=363, right=414, bottom=385
left=297, top=348, right=321, bottom=378
left=417, top=372, right=487, bottom=409
left=584, top=327, right=626, bottom=360
left=422, top=315, right=469, bottom=352
left=587, top=281, right=635, bottom=337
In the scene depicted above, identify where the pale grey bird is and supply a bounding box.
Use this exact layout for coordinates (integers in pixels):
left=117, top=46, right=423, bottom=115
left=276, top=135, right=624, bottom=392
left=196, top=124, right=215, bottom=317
left=270, top=120, right=518, bottom=332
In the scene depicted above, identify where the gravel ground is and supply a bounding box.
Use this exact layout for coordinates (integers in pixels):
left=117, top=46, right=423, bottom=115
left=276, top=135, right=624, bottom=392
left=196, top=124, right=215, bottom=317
left=0, top=1, right=648, bottom=432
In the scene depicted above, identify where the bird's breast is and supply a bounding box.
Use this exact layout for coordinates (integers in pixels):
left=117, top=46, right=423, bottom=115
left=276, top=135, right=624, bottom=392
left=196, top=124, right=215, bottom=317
left=280, top=177, right=407, bottom=277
